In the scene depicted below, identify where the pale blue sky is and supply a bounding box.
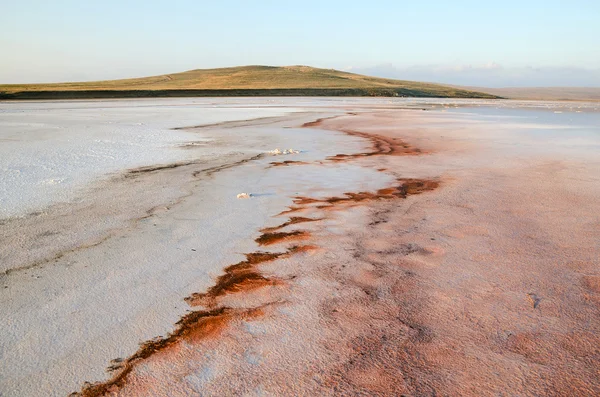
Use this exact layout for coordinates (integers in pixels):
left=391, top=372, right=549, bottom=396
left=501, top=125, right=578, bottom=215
left=2, top=0, right=599, bottom=86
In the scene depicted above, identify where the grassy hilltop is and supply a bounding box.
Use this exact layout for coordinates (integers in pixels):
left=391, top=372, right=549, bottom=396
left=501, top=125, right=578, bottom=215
left=0, top=65, right=499, bottom=100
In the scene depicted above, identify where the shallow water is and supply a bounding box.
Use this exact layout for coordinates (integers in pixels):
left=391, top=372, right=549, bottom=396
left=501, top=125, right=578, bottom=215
left=446, top=105, right=600, bottom=157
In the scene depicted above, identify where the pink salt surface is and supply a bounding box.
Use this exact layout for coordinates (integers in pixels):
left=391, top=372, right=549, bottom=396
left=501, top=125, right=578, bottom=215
left=78, top=109, right=600, bottom=396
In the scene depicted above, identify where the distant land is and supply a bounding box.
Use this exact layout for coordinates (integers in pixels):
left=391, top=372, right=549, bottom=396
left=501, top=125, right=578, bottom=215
left=0, top=65, right=498, bottom=100
left=468, top=86, right=600, bottom=102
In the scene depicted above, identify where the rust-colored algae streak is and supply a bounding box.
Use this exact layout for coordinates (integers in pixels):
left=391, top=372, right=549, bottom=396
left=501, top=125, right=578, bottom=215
left=255, top=230, right=310, bottom=246
left=74, top=307, right=237, bottom=397
left=302, top=116, right=424, bottom=161
left=185, top=251, right=285, bottom=308
left=73, top=243, right=319, bottom=396
left=73, top=116, right=438, bottom=397
left=269, top=160, right=309, bottom=167
left=186, top=245, right=319, bottom=308
left=288, top=244, right=320, bottom=255
left=301, top=116, right=340, bottom=128
left=326, top=130, right=422, bottom=161
left=277, top=206, right=304, bottom=216
left=292, top=179, right=440, bottom=209
left=190, top=274, right=279, bottom=308
left=260, top=217, right=321, bottom=233
left=398, top=179, right=440, bottom=196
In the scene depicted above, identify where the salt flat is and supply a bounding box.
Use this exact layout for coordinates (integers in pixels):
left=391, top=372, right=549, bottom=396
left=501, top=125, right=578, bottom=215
left=0, top=98, right=389, bottom=396
left=0, top=99, right=305, bottom=219
left=1, top=98, right=599, bottom=396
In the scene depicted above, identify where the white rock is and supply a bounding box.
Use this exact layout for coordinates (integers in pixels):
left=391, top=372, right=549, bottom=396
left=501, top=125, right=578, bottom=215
left=236, top=193, right=252, bottom=199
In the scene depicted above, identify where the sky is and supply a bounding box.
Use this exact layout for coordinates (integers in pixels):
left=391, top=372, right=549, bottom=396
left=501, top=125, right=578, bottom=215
left=1, top=0, right=599, bottom=87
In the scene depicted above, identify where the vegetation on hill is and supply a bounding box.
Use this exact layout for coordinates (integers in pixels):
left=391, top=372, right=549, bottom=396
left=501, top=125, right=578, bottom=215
left=0, top=65, right=499, bottom=100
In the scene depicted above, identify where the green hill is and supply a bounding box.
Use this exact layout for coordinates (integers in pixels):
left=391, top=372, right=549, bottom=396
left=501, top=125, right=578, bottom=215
left=0, top=65, right=499, bottom=100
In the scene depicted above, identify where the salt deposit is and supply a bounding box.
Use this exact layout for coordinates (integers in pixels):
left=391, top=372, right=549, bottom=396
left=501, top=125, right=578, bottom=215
left=2, top=98, right=600, bottom=396
left=268, top=148, right=300, bottom=155
left=0, top=99, right=389, bottom=397
left=0, top=99, right=298, bottom=218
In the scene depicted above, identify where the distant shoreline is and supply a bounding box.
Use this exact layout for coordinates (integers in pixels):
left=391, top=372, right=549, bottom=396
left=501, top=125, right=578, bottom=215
left=0, top=88, right=500, bottom=100
left=454, top=85, right=600, bottom=102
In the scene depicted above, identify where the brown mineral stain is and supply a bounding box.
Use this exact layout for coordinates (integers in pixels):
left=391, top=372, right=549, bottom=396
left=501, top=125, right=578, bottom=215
left=73, top=241, right=319, bottom=397
left=288, top=244, right=320, bottom=255
left=192, top=154, right=265, bottom=178
left=185, top=251, right=285, bottom=308
left=75, top=307, right=237, bottom=397
left=277, top=206, right=305, bottom=216
left=302, top=117, right=425, bottom=161
left=186, top=245, right=319, bottom=309
left=260, top=217, right=321, bottom=233
left=269, top=160, right=309, bottom=167
left=292, top=179, right=439, bottom=209
left=125, top=161, right=197, bottom=177
left=301, top=116, right=339, bottom=128
left=255, top=230, right=310, bottom=246
left=73, top=116, right=441, bottom=397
